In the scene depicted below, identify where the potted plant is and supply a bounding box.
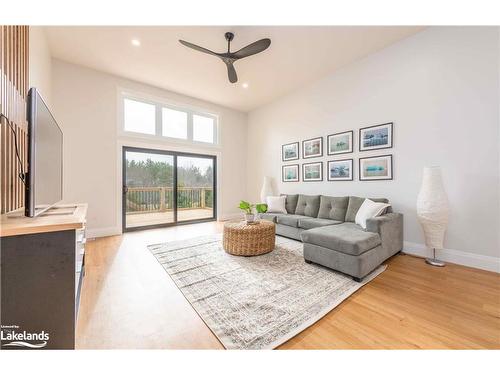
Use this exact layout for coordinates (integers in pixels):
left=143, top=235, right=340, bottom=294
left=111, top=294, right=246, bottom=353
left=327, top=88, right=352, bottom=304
left=238, top=201, right=255, bottom=223
left=238, top=201, right=268, bottom=223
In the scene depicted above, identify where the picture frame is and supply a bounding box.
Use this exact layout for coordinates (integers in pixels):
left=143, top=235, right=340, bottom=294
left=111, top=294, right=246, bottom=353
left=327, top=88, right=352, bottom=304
left=327, top=130, right=353, bottom=155
left=282, top=164, right=299, bottom=182
left=302, top=137, right=323, bottom=159
left=302, top=162, right=323, bottom=182
left=282, top=142, right=299, bottom=161
left=327, top=159, right=353, bottom=181
left=359, top=122, right=393, bottom=152
left=359, top=154, right=393, bottom=181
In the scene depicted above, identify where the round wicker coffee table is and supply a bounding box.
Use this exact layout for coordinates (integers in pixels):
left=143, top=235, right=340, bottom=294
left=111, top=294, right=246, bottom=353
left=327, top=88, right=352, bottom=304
left=223, top=220, right=276, bottom=256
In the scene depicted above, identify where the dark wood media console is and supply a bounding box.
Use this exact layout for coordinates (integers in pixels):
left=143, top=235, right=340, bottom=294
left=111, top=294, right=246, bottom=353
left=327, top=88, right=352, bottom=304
left=0, top=204, right=87, bottom=349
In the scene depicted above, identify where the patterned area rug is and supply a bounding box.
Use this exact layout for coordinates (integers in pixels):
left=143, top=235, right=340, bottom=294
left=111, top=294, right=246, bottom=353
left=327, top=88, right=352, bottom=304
left=148, top=234, right=385, bottom=349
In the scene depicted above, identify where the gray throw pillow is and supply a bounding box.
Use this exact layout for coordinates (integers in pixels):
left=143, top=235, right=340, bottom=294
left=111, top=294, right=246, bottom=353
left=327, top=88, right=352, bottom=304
left=281, top=194, right=299, bottom=214
left=294, top=194, right=321, bottom=217
left=317, top=196, right=349, bottom=221
left=345, top=196, right=389, bottom=222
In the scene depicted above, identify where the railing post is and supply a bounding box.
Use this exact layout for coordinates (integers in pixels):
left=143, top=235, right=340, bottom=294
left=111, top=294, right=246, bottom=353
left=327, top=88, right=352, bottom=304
left=201, top=188, right=206, bottom=208
left=160, top=187, right=166, bottom=212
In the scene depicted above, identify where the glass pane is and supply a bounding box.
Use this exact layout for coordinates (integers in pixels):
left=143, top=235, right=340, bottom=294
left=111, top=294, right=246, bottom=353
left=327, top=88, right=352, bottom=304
left=177, top=156, right=214, bottom=221
left=193, top=114, right=215, bottom=143
left=162, top=107, right=188, bottom=139
left=124, top=151, right=174, bottom=228
left=123, top=99, right=156, bottom=135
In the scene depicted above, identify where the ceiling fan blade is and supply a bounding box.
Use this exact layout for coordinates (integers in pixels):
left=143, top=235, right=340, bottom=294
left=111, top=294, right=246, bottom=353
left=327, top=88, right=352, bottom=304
left=179, top=40, right=219, bottom=57
left=225, top=62, right=238, bottom=83
left=233, top=38, right=271, bottom=59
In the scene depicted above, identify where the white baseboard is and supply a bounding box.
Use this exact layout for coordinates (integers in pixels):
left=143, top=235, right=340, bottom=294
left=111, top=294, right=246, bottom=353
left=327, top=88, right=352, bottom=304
left=86, top=226, right=121, bottom=239
left=403, top=241, right=500, bottom=273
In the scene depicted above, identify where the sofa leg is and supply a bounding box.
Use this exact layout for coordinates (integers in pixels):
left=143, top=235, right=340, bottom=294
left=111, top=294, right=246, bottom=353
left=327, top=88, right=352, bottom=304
left=304, top=259, right=312, bottom=264
left=352, top=276, right=362, bottom=282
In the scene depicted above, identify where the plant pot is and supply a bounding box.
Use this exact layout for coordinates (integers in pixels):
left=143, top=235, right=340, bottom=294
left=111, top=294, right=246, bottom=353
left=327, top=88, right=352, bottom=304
left=244, top=213, right=255, bottom=223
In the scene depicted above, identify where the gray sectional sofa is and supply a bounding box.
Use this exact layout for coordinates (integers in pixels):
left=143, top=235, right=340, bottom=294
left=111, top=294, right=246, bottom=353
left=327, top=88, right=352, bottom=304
left=261, top=194, right=403, bottom=281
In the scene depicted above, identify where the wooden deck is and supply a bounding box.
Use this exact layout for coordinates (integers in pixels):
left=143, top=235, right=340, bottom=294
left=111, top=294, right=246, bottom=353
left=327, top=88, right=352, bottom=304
left=126, top=209, right=214, bottom=228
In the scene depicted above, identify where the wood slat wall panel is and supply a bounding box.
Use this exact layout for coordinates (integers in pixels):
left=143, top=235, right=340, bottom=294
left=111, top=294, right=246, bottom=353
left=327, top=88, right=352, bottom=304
left=0, top=25, right=29, bottom=214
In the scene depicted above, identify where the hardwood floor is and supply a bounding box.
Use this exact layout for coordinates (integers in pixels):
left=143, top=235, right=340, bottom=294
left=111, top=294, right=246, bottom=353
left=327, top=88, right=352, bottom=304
left=76, top=222, right=500, bottom=349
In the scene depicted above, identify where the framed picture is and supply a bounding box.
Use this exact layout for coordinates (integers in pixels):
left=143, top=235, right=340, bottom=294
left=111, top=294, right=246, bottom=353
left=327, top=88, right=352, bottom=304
left=282, top=142, right=299, bottom=161
left=282, top=164, right=299, bottom=182
left=359, top=122, right=393, bottom=151
left=327, top=159, right=353, bottom=181
left=302, top=137, right=323, bottom=159
left=302, top=162, right=323, bottom=182
left=327, top=130, right=353, bottom=155
left=359, top=155, right=393, bottom=181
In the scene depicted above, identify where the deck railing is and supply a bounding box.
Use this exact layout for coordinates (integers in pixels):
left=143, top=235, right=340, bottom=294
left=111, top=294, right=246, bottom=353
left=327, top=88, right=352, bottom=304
left=126, top=187, right=213, bottom=214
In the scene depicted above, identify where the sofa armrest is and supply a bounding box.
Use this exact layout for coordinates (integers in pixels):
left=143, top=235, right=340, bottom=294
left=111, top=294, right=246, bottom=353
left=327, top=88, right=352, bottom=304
left=366, top=213, right=403, bottom=255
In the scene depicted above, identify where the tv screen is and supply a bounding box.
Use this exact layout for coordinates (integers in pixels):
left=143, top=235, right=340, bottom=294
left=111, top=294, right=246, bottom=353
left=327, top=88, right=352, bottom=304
left=25, top=88, right=63, bottom=217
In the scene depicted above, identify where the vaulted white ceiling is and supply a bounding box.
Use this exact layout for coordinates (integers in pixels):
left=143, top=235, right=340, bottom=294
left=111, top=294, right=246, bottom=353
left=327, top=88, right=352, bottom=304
left=45, top=26, right=424, bottom=112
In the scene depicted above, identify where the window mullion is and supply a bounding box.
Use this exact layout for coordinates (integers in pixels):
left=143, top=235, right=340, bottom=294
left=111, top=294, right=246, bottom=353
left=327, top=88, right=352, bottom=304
left=187, top=111, right=194, bottom=141
left=155, top=103, right=162, bottom=136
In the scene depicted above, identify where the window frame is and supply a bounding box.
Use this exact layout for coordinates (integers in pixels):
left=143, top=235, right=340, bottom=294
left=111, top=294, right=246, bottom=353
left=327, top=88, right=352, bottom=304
left=118, top=90, right=219, bottom=147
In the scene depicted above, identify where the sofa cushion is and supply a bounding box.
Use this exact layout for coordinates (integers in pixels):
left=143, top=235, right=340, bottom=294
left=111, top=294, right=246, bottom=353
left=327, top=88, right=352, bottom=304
left=266, top=196, right=287, bottom=213
left=345, top=196, right=389, bottom=222
left=277, top=214, right=309, bottom=228
left=294, top=194, right=320, bottom=217
left=260, top=213, right=279, bottom=222
left=298, top=218, right=342, bottom=230
left=355, top=199, right=391, bottom=229
left=317, top=196, right=349, bottom=221
left=300, top=222, right=381, bottom=256
left=281, top=194, right=299, bottom=214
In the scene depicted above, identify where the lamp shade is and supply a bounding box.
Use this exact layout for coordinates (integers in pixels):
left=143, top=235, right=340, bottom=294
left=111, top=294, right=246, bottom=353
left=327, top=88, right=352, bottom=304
left=416, top=166, right=449, bottom=250
left=260, top=176, right=274, bottom=203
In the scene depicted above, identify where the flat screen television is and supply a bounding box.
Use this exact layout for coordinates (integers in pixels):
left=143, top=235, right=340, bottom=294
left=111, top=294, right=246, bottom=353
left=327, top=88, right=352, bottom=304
left=25, top=87, right=63, bottom=217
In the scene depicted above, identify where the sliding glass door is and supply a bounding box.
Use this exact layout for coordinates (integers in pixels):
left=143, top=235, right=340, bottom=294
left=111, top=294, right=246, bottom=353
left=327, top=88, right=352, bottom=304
left=123, top=147, right=216, bottom=231
left=177, top=155, right=215, bottom=222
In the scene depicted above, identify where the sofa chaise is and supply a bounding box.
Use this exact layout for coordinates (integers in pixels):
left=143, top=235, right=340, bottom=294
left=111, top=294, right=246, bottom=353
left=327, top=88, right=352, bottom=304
left=261, top=194, right=403, bottom=281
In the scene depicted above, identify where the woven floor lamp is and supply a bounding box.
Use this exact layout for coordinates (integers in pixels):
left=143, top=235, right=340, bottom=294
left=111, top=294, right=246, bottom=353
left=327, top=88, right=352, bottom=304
left=416, top=166, right=449, bottom=267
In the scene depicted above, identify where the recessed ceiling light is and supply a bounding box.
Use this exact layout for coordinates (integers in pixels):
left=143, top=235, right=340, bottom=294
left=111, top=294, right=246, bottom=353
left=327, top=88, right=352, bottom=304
left=131, top=39, right=141, bottom=47
left=242, top=83, right=249, bottom=89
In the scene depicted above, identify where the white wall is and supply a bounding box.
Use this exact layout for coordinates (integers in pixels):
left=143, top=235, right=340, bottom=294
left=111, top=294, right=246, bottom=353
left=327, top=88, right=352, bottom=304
left=247, top=27, right=500, bottom=270
left=51, top=59, right=247, bottom=237
left=29, top=26, right=52, bottom=105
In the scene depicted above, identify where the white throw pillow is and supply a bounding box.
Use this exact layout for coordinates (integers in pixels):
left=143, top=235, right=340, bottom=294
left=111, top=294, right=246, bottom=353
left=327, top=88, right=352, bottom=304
left=355, top=199, right=391, bottom=229
left=266, top=196, right=287, bottom=214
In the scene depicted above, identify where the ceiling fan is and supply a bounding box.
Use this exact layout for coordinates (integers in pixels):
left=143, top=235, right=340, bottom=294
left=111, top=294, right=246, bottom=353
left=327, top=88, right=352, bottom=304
left=179, top=32, right=271, bottom=84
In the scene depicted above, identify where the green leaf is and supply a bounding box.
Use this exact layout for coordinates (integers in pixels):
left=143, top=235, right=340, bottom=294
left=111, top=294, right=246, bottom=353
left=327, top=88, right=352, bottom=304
left=238, top=200, right=253, bottom=214
left=255, top=203, right=268, bottom=213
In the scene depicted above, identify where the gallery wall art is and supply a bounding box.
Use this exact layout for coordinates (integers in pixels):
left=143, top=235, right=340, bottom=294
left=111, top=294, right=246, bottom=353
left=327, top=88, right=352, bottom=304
left=282, top=164, right=300, bottom=182
left=282, top=142, right=299, bottom=161
left=359, top=154, right=393, bottom=181
left=359, top=122, right=393, bottom=152
left=327, top=159, right=353, bottom=181
left=302, top=162, right=323, bottom=182
left=327, top=131, right=353, bottom=155
left=302, top=137, right=323, bottom=159
left=280, top=122, right=394, bottom=183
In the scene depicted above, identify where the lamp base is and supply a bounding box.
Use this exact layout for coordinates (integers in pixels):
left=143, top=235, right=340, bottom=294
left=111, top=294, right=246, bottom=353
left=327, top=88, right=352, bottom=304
left=425, top=257, right=445, bottom=267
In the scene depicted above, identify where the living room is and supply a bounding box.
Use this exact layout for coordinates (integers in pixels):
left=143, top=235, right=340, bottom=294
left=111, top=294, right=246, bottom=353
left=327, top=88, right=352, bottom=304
left=0, top=1, right=499, bottom=373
